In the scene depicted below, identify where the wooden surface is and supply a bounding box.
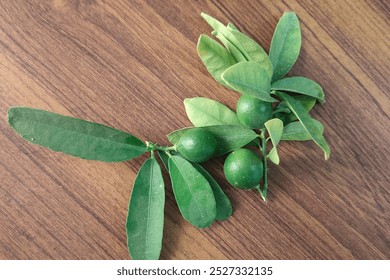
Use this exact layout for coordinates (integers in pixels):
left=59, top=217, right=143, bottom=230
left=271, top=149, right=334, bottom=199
left=0, top=0, right=389, bottom=260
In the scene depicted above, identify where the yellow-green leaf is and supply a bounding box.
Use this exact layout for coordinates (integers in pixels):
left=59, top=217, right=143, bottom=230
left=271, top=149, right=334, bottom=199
left=184, top=97, right=241, bottom=126
left=265, top=118, right=283, bottom=164
left=197, top=35, right=236, bottom=88
left=222, top=61, right=277, bottom=102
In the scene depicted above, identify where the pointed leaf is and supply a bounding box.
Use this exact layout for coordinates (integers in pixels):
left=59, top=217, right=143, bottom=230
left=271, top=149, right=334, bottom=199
left=271, top=77, right=325, bottom=103
left=265, top=118, right=283, bottom=164
left=8, top=107, right=146, bottom=162
left=269, top=12, right=301, bottom=82
left=201, top=13, right=249, bottom=59
left=281, top=120, right=324, bottom=141
left=227, top=27, right=273, bottom=79
left=276, top=92, right=330, bottom=159
left=184, top=97, right=241, bottom=126
left=168, top=156, right=216, bottom=228
left=157, top=150, right=170, bottom=171
left=222, top=61, right=277, bottom=102
left=278, top=95, right=317, bottom=123
left=227, top=22, right=239, bottom=30
left=193, top=163, right=232, bottom=220
left=168, top=125, right=258, bottom=156
left=197, top=35, right=236, bottom=88
left=126, top=158, right=165, bottom=260
left=212, top=31, right=246, bottom=62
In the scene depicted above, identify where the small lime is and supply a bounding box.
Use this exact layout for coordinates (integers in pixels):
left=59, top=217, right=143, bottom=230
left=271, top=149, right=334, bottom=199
left=176, top=128, right=217, bottom=163
left=236, top=95, right=273, bottom=129
left=223, top=148, right=263, bottom=189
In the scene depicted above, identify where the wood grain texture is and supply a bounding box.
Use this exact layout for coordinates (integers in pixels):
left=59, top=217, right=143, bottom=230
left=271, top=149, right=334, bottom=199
left=0, top=0, right=389, bottom=260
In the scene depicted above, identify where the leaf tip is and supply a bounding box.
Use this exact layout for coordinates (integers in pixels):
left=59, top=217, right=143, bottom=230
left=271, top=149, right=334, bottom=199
left=200, top=12, right=211, bottom=22
left=7, top=107, right=20, bottom=126
left=283, top=11, right=298, bottom=19
left=197, top=34, right=210, bottom=46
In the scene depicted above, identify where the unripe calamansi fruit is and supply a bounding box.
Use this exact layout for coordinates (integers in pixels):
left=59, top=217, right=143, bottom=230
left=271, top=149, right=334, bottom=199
left=236, top=95, right=273, bottom=129
left=176, top=128, right=217, bottom=163
left=224, top=148, right=263, bottom=189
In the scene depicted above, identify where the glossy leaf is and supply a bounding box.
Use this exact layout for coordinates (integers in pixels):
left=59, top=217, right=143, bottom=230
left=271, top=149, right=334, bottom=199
left=126, top=158, right=165, bottom=260
left=276, top=92, right=330, bottom=159
left=8, top=107, right=146, bottom=162
left=184, top=97, right=241, bottom=126
left=157, top=150, right=170, bottom=171
left=265, top=118, right=283, bottom=165
left=278, top=95, right=317, bottom=123
left=281, top=120, right=324, bottom=141
left=271, top=77, right=325, bottom=104
left=269, top=12, right=301, bottom=82
left=227, top=27, right=273, bottom=79
left=222, top=61, right=277, bottom=102
left=168, top=125, right=258, bottom=156
left=197, top=35, right=236, bottom=88
left=168, top=156, right=216, bottom=228
left=193, top=163, right=232, bottom=221
left=212, top=31, right=246, bottom=62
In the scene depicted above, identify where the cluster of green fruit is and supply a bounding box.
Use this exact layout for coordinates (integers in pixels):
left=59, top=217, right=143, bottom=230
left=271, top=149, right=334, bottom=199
left=172, top=12, right=330, bottom=197
left=7, top=11, right=330, bottom=260
left=176, top=125, right=265, bottom=191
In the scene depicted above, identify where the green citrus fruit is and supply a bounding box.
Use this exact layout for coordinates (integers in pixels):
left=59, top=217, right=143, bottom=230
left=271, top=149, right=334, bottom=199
left=223, top=148, right=263, bottom=189
left=236, top=95, right=273, bottom=129
left=176, top=128, right=217, bottom=163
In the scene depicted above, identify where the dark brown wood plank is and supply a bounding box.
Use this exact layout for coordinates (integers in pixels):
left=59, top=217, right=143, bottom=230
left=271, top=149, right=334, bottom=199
left=0, top=0, right=389, bottom=259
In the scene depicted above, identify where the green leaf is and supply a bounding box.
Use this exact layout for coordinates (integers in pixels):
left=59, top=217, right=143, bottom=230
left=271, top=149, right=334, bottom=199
left=269, top=12, right=301, bottom=82
left=202, top=13, right=273, bottom=78
left=227, top=27, right=273, bottom=80
left=227, top=22, right=239, bottom=30
left=193, top=163, right=232, bottom=220
left=278, top=95, right=317, bottom=123
left=197, top=35, right=236, bottom=88
left=201, top=13, right=249, bottom=59
left=157, top=150, right=170, bottom=171
left=291, top=95, right=317, bottom=111
left=212, top=31, right=246, bottom=62
left=222, top=61, right=277, bottom=102
left=201, top=12, right=226, bottom=31
left=126, top=158, right=165, bottom=260
left=7, top=107, right=146, bottom=162
left=168, top=125, right=258, bottom=156
left=281, top=120, right=324, bottom=141
left=271, top=77, right=325, bottom=104
left=264, top=118, right=283, bottom=165
left=168, top=156, right=216, bottom=228
left=184, top=97, right=241, bottom=126
left=276, top=92, right=330, bottom=159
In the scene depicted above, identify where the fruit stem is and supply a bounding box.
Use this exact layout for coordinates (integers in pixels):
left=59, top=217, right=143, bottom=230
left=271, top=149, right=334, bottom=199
left=146, top=141, right=177, bottom=152
left=158, top=145, right=177, bottom=152
left=260, top=129, right=268, bottom=202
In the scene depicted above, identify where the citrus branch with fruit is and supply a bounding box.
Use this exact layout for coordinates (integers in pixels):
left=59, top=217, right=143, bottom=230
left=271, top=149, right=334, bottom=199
left=7, top=12, right=330, bottom=260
